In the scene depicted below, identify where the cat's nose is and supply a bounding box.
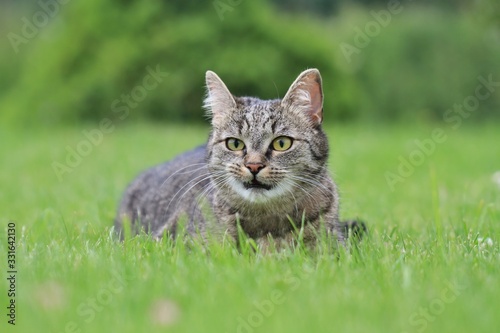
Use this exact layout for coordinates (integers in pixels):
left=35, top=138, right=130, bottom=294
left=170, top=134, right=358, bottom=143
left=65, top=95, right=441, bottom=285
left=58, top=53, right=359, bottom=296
left=245, top=162, right=265, bottom=175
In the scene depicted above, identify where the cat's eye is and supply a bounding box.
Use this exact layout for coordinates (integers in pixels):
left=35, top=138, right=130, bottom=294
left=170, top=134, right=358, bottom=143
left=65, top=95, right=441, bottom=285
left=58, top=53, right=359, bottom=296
left=271, top=136, right=293, bottom=151
left=226, top=138, right=245, bottom=151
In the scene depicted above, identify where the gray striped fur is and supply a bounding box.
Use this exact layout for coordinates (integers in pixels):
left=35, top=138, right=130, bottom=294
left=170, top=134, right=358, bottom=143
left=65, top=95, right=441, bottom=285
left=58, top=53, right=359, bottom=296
left=114, top=69, right=360, bottom=249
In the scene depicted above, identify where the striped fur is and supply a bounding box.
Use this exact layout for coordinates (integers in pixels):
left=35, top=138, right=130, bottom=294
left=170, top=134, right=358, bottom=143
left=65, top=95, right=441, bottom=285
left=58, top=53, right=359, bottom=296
left=114, top=69, right=364, bottom=249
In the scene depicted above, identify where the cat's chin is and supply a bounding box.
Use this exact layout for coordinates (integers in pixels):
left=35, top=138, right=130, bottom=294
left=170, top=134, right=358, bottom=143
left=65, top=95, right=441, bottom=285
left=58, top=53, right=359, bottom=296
left=230, top=180, right=291, bottom=204
left=243, top=180, right=272, bottom=191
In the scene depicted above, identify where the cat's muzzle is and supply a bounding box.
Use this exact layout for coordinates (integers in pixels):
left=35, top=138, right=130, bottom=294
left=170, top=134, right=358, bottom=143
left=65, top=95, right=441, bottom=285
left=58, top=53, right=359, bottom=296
left=243, top=178, right=272, bottom=191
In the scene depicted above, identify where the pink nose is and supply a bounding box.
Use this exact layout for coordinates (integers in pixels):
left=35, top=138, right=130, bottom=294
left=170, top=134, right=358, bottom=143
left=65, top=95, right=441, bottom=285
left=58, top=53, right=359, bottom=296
left=245, top=162, right=265, bottom=175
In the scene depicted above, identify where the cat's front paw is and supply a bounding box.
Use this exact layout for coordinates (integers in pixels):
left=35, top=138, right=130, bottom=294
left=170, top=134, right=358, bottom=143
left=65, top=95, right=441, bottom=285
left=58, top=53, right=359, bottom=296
left=340, top=219, right=367, bottom=241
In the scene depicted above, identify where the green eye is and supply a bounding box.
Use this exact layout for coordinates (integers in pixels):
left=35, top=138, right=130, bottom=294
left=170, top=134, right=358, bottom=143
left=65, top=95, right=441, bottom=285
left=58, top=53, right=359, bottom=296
left=272, top=136, right=293, bottom=151
left=226, top=138, right=245, bottom=151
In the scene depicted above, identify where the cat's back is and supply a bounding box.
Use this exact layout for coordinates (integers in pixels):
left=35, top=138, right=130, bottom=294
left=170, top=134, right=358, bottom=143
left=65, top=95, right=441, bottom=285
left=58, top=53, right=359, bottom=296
left=114, top=145, right=210, bottom=237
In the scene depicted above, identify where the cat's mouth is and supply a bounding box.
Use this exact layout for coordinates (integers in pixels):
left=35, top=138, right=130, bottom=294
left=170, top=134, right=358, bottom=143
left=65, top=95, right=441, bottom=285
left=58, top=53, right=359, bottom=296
left=243, top=179, right=273, bottom=191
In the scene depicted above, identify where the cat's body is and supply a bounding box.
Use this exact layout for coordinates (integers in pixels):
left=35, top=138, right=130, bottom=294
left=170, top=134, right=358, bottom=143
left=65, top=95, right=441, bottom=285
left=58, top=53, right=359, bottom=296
left=115, top=69, right=364, bottom=249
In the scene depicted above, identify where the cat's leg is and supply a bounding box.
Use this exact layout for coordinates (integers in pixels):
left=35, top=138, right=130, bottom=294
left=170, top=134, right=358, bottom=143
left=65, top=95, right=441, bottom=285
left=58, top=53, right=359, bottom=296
left=339, top=219, right=367, bottom=242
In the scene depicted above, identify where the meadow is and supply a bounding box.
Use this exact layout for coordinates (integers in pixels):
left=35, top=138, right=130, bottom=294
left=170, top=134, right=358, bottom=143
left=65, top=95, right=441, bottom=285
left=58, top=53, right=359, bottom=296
left=0, top=122, right=499, bottom=333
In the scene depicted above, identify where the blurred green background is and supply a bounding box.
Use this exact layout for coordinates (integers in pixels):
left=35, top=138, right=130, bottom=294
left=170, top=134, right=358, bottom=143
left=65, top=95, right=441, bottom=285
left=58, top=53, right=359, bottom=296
left=1, top=2, right=500, bottom=333
left=1, top=0, right=499, bottom=126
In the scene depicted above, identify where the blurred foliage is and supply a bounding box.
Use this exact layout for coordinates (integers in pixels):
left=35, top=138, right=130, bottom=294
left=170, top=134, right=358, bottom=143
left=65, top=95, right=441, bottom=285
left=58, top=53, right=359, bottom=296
left=0, top=0, right=499, bottom=126
left=271, top=0, right=471, bottom=16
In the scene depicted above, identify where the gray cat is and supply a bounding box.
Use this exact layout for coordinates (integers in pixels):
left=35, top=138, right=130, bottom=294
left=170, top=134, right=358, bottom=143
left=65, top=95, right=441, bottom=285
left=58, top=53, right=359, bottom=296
left=114, top=69, right=365, bottom=249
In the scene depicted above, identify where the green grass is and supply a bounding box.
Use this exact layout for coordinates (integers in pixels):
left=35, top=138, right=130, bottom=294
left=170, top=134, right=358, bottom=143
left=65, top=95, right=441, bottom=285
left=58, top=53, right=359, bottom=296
left=0, top=122, right=499, bottom=333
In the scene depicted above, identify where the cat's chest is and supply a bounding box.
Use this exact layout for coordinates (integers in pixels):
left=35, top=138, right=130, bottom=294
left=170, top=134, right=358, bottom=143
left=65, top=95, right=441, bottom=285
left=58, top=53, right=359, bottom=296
left=210, top=193, right=326, bottom=243
left=235, top=208, right=320, bottom=239
left=241, top=217, right=320, bottom=251
left=239, top=215, right=295, bottom=238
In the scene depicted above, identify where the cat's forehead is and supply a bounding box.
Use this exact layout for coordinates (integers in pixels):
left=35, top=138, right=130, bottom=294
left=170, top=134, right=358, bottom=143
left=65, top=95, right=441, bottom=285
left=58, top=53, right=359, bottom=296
left=236, top=97, right=279, bottom=125
left=212, top=97, right=308, bottom=145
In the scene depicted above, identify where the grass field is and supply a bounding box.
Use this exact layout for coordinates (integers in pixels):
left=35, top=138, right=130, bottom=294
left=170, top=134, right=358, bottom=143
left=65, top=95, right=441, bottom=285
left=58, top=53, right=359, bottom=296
left=0, top=122, right=499, bottom=333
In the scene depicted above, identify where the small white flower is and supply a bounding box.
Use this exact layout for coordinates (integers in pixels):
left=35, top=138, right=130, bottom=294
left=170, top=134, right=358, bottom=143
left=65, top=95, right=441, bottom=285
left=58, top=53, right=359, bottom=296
left=478, top=237, right=494, bottom=251
left=492, top=171, right=500, bottom=188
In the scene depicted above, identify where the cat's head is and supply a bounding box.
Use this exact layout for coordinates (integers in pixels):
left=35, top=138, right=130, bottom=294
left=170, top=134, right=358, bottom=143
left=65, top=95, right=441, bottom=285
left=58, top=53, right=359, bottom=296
left=204, top=69, right=329, bottom=204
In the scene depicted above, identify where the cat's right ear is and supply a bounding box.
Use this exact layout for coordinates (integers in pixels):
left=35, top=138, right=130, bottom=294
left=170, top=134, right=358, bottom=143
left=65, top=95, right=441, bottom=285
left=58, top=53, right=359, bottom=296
left=204, top=71, right=236, bottom=126
left=281, top=68, right=324, bottom=126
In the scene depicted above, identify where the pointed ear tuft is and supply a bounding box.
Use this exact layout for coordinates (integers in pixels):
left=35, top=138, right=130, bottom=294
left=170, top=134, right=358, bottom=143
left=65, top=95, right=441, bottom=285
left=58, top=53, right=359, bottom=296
left=203, top=71, right=236, bottom=125
left=281, top=69, right=324, bottom=125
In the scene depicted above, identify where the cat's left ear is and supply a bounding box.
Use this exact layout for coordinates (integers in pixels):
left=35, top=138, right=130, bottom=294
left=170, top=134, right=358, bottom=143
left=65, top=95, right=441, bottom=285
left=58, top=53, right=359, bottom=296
left=204, top=71, right=237, bottom=126
left=281, top=69, right=323, bottom=126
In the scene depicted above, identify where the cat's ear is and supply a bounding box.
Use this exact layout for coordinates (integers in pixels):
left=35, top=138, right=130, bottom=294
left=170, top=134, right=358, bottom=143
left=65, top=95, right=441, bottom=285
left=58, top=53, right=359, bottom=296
left=204, top=71, right=236, bottom=125
left=281, top=69, right=323, bottom=126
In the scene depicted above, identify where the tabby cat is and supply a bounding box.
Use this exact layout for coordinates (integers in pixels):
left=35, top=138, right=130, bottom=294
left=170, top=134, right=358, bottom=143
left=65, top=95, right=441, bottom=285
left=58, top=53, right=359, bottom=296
left=114, top=69, right=365, bottom=249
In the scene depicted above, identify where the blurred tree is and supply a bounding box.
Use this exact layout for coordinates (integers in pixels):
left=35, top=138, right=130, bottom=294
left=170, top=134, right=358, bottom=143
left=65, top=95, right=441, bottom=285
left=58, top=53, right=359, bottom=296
left=474, top=0, right=500, bottom=28
left=271, top=0, right=338, bottom=16
left=0, top=0, right=499, bottom=125
left=270, top=0, right=471, bottom=15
